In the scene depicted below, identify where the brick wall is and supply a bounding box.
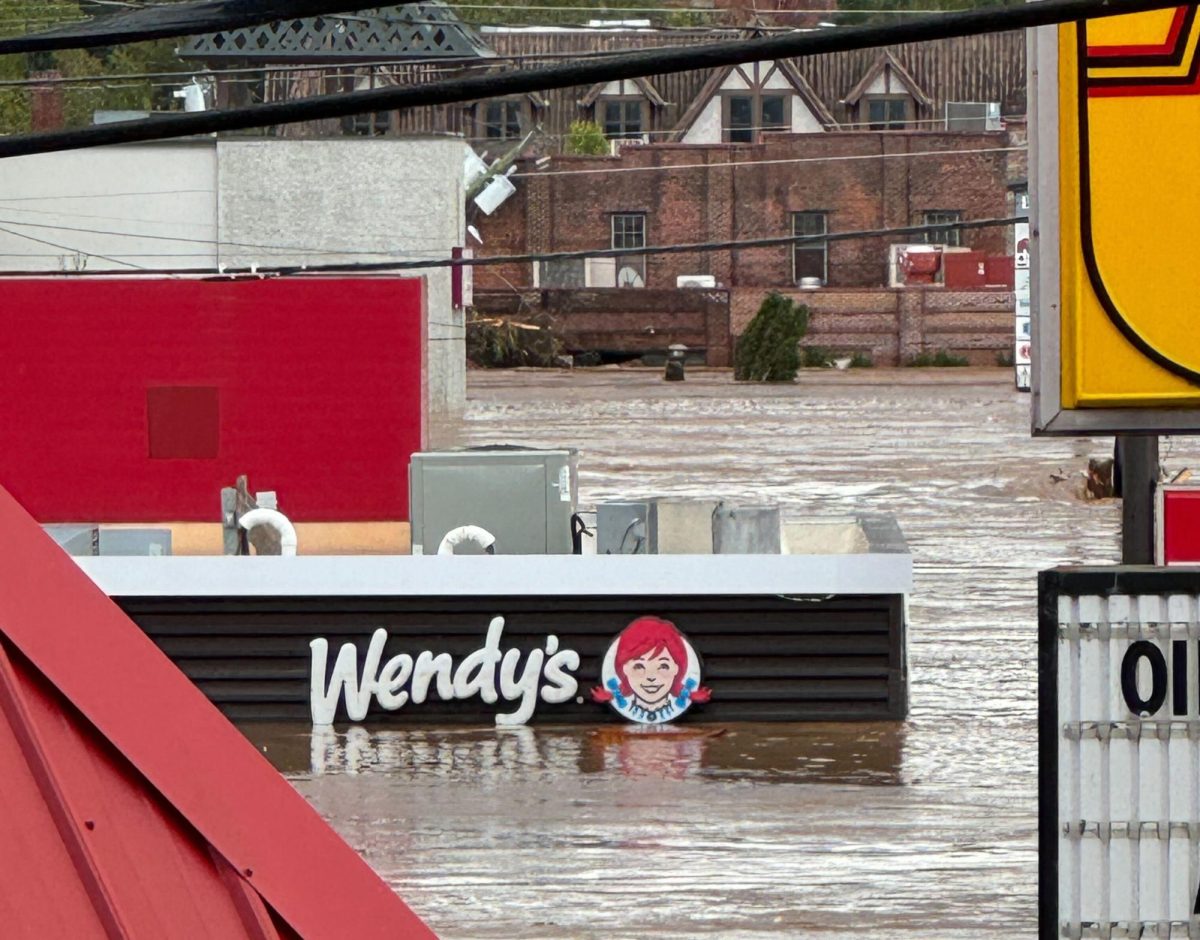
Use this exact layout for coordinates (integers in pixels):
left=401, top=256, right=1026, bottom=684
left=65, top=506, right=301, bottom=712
left=474, top=285, right=1011, bottom=368
left=474, top=288, right=732, bottom=366
left=731, top=287, right=1014, bottom=365
left=475, top=129, right=1023, bottom=293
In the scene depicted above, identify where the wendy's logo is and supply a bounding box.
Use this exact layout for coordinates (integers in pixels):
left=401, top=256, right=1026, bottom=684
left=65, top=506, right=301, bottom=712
left=591, top=616, right=710, bottom=724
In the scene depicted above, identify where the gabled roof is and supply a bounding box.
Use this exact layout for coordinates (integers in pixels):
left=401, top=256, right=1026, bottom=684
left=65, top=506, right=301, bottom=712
left=841, top=51, right=934, bottom=110
left=179, top=2, right=493, bottom=63
left=578, top=76, right=668, bottom=109
left=0, top=485, right=434, bottom=940
left=669, top=60, right=837, bottom=141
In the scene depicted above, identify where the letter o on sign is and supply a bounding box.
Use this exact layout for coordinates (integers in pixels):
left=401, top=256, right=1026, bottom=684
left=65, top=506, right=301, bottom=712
left=1120, top=640, right=1168, bottom=716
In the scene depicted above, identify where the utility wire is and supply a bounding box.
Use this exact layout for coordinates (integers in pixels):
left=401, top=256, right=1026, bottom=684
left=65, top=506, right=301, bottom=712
left=241, top=216, right=1028, bottom=275
left=0, top=0, right=1170, bottom=161
left=0, top=216, right=1022, bottom=275
left=514, top=145, right=1024, bottom=178
left=0, top=1, right=397, bottom=55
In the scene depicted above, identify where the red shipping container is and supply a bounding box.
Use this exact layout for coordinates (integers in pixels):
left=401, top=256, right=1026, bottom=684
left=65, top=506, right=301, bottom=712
left=984, top=255, right=1016, bottom=288
left=0, top=276, right=425, bottom=523
left=941, top=251, right=988, bottom=289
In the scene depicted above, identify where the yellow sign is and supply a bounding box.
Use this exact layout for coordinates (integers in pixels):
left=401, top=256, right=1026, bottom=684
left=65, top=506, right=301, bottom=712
left=1060, top=6, right=1200, bottom=407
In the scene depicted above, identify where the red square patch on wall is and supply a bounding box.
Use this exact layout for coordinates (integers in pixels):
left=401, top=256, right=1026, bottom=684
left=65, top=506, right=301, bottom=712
left=147, top=386, right=220, bottom=459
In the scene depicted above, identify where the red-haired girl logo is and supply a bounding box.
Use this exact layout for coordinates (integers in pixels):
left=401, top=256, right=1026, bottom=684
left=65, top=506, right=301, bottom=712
left=591, top=616, right=711, bottom=724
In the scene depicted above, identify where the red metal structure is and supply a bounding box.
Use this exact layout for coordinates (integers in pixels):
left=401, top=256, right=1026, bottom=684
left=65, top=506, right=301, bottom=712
left=0, top=276, right=425, bottom=523
left=0, top=484, right=435, bottom=938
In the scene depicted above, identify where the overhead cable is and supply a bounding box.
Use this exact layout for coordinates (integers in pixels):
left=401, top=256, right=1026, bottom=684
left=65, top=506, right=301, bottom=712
left=0, top=0, right=1174, bottom=160
left=0, top=0, right=391, bottom=55
left=0, top=216, right=1022, bottom=275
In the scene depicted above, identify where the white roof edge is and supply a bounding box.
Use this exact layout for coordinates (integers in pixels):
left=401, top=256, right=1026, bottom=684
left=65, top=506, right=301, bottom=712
left=77, top=553, right=911, bottom=598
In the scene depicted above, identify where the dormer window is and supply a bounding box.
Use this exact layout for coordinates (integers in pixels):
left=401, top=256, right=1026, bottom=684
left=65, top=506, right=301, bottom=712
left=675, top=60, right=834, bottom=144
left=842, top=52, right=932, bottom=132
left=601, top=98, right=644, bottom=139
left=865, top=95, right=912, bottom=131
left=580, top=78, right=664, bottom=141
left=725, top=91, right=788, bottom=142
left=484, top=100, right=523, bottom=140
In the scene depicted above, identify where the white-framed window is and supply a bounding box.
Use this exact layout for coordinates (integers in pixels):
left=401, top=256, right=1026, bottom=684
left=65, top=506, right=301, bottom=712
left=792, top=211, right=828, bottom=284
left=611, top=213, right=647, bottom=286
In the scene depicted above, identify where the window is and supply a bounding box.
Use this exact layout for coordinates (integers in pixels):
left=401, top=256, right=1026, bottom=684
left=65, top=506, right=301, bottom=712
left=865, top=95, right=911, bottom=130
left=923, top=210, right=963, bottom=247
left=484, top=100, right=522, bottom=140
left=348, top=111, right=391, bottom=136
left=724, top=92, right=792, bottom=142
left=792, top=212, right=828, bottom=285
left=601, top=98, right=644, bottom=139
left=612, top=213, right=647, bottom=286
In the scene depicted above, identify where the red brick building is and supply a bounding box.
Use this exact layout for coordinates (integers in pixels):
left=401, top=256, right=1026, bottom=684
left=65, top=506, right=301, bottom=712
left=475, top=127, right=1027, bottom=293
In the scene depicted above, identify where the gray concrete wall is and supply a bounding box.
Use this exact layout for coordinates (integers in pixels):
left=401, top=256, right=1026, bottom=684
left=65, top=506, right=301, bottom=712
left=216, top=138, right=466, bottom=419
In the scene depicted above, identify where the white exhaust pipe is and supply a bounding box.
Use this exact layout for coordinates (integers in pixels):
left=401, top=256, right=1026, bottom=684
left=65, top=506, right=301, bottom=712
left=239, top=508, right=297, bottom=556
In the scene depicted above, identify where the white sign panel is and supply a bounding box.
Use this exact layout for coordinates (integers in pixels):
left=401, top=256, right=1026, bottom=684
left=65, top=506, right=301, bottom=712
left=1045, top=580, right=1200, bottom=939
left=1014, top=215, right=1031, bottom=392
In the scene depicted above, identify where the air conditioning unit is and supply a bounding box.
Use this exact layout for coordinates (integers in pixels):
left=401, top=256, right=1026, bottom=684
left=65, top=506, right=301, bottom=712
left=677, top=275, right=716, bottom=288
left=584, top=256, right=617, bottom=287
left=609, top=135, right=650, bottom=156
left=945, top=101, right=1002, bottom=132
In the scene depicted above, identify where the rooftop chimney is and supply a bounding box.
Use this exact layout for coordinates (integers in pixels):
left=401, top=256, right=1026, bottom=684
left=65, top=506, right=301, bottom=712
left=29, top=70, right=64, bottom=132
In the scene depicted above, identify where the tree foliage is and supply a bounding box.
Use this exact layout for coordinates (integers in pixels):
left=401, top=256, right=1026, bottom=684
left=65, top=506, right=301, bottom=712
left=564, top=120, right=609, bottom=156
left=0, top=0, right=185, bottom=134
left=734, top=292, right=810, bottom=382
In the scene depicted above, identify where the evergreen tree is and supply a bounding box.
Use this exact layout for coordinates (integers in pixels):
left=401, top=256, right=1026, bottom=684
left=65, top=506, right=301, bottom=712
left=734, top=292, right=810, bottom=383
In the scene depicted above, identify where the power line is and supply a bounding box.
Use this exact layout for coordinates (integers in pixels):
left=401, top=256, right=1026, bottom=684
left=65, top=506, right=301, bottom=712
left=0, top=223, right=147, bottom=271
left=514, top=144, right=1023, bottom=178
left=0, top=216, right=452, bottom=253
left=0, top=215, right=1022, bottom=276
left=258, top=215, right=1028, bottom=274
left=0, top=0, right=1162, bottom=161
left=0, top=1, right=394, bottom=55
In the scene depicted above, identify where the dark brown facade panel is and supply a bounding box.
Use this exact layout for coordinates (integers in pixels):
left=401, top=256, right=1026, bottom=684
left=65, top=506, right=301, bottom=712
left=118, top=594, right=907, bottom=723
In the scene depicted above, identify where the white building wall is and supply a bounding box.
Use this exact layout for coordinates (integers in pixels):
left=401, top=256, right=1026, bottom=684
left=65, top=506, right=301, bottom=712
left=0, top=142, right=218, bottom=271
left=791, top=97, right=826, bottom=133
left=682, top=98, right=722, bottom=144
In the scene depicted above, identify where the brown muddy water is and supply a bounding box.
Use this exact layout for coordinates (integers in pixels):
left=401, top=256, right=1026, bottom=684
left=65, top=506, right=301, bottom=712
left=244, top=369, right=1200, bottom=938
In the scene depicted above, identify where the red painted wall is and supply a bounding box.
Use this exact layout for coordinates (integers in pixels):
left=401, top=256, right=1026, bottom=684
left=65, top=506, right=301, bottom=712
left=0, top=277, right=425, bottom=523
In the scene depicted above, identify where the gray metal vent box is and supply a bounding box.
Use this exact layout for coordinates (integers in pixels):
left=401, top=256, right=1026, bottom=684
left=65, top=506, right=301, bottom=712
left=409, top=447, right=578, bottom=555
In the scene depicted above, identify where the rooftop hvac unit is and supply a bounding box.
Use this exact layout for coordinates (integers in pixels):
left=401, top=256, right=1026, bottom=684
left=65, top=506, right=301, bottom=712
left=676, top=275, right=716, bottom=288
left=409, top=447, right=579, bottom=555
left=945, top=101, right=1002, bottom=132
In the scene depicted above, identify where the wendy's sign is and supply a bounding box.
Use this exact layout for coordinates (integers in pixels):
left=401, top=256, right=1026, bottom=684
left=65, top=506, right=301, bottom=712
left=310, top=616, right=581, bottom=726
left=592, top=617, right=710, bottom=724
left=309, top=615, right=709, bottom=726
left=112, top=592, right=908, bottom=724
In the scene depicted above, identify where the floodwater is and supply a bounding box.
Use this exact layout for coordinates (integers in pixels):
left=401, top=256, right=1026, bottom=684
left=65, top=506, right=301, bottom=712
left=245, top=368, right=1200, bottom=938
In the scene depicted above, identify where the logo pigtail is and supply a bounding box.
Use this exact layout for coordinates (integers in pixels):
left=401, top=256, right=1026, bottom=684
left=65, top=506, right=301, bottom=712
left=675, top=677, right=712, bottom=708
